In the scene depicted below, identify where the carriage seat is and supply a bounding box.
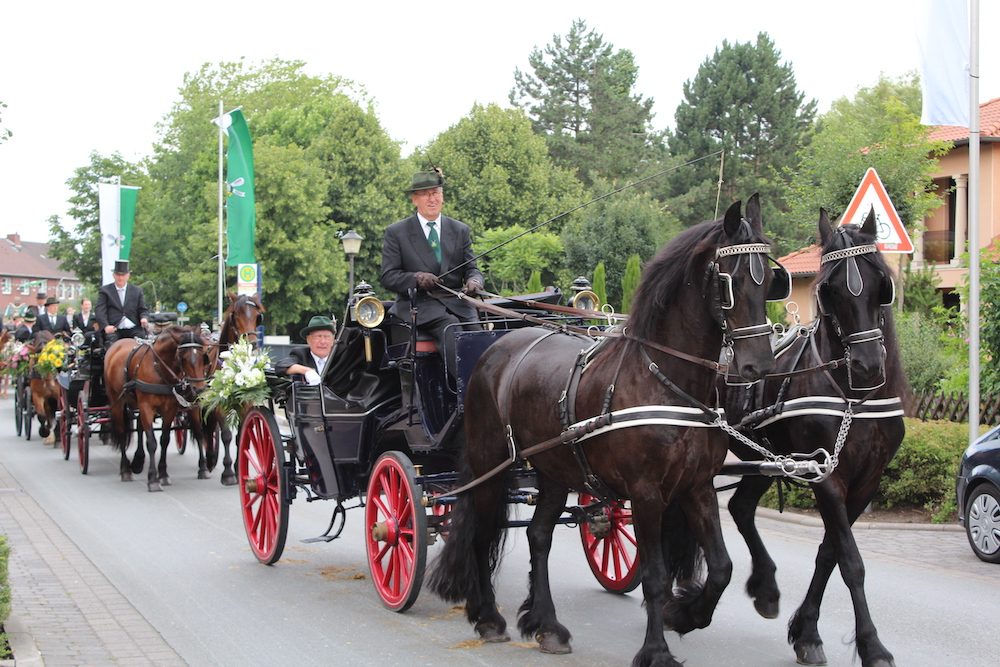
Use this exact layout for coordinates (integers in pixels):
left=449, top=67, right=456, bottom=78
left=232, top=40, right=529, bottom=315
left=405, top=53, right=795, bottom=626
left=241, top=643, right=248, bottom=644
left=388, top=316, right=439, bottom=354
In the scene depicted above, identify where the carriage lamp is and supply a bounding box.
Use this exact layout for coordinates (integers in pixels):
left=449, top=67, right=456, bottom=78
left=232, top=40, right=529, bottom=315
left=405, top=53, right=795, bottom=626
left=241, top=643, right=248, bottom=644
left=569, top=276, right=600, bottom=311
left=353, top=295, right=385, bottom=329
left=341, top=229, right=364, bottom=293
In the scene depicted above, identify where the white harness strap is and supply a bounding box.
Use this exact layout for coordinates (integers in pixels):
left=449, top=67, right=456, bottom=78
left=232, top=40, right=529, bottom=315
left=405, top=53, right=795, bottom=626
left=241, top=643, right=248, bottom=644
left=756, top=395, right=903, bottom=429
left=566, top=404, right=726, bottom=447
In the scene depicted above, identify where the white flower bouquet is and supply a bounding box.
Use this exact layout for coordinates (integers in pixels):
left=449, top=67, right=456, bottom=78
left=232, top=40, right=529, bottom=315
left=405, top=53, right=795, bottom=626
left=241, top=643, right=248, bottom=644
left=199, top=338, right=271, bottom=429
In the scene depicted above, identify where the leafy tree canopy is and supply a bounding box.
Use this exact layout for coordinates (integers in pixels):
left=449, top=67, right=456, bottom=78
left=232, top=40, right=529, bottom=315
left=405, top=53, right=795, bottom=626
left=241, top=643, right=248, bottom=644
left=510, top=18, right=664, bottom=186
left=473, top=225, right=564, bottom=295
left=665, top=32, right=816, bottom=236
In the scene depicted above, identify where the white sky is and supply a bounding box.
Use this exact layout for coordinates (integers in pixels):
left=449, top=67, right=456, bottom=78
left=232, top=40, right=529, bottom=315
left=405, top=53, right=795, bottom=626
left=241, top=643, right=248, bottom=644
left=2, top=0, right=995, bottom=243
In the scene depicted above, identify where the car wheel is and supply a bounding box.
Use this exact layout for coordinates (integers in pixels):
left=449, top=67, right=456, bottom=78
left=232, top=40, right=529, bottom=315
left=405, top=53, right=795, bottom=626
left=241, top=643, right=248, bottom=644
left=965, top=483, right=1000, bottom=564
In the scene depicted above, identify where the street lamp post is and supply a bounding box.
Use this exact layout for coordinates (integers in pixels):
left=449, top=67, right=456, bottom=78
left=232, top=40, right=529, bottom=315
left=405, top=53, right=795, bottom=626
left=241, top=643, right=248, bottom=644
left=341, top=230, right=363, bottom=295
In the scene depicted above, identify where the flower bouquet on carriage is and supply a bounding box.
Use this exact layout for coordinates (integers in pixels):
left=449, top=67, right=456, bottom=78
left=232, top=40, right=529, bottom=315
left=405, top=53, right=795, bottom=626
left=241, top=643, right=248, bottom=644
left=199, top=338, right=271, bottom=429
left=2, top=341, right=31, bottom=378
left=34, top=338, right=67, bottom=377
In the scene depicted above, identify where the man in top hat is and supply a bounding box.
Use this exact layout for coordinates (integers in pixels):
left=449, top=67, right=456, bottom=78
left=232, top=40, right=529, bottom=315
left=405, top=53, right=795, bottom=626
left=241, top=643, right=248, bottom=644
left=14, top=311, right=37, bottom=343
left=274, top=315, right=337, bottom=386
left=96, top=260, right=149, bottom=343
left=36, top=296, right=71, bottom=336
left=26, top=291, right=47, bottom=319
left=380, top=168, right=483, bottom=377
left=73, top=298, right=99, bottom=333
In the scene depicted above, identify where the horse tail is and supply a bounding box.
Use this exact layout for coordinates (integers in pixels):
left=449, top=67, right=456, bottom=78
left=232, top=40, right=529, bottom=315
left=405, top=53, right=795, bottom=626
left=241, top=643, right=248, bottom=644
left=427, top=458, right=511, bottom=617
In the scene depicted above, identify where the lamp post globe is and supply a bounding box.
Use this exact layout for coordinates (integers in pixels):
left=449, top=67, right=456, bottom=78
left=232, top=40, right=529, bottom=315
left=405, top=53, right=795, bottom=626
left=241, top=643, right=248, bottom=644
left=341, top=230, right=364, bottom=293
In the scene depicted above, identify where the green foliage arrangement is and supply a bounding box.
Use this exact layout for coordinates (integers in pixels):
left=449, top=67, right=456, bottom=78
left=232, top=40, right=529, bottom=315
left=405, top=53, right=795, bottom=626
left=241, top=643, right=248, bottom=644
left=896, top=311, right=953, bottom=393
left=761, top=418, right=973, bottom=523
left=620, top=254, right=641, bottom=313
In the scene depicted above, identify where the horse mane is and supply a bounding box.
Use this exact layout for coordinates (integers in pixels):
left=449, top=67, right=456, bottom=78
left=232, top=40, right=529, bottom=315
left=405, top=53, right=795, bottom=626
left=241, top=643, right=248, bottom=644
left=627, top=216, right=760, bottom=340
left=815, top=224, right=909, bottom=399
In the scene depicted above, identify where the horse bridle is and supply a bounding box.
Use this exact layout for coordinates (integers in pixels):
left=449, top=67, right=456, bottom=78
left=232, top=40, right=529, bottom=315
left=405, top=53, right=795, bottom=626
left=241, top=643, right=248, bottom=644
left=817, top=240, right=894, bottom=391
left=709, top=240, right=790, bottom=364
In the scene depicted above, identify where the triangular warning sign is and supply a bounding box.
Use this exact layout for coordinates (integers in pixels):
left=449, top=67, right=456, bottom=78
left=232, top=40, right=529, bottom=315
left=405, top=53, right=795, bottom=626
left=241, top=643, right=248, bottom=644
left=838, top=167, right=913, bottom=253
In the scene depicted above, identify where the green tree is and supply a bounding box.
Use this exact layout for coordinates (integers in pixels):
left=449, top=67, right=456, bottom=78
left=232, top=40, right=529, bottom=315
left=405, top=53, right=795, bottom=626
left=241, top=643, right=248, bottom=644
left=784, top=74, right=949, bottom=254
left=592, top=261, right=607, bottom=307
left=901, top=261, right=941, bottom=313
left=562, top=184, right=678, bottom=306
left=974, top=240, right=1000, bottom=393
left=665, top=33, right=816, bottom=242
left=526, top=270, right=543, bottom=293
left=419, top=103, right=584, bottom=236
left=510, top=19, right=664, bottom=185
left=47, top=152, right=147, bottom=292
left=621, top=254, right=641, bottom=313
left=472, top=225, right=564, bottom=294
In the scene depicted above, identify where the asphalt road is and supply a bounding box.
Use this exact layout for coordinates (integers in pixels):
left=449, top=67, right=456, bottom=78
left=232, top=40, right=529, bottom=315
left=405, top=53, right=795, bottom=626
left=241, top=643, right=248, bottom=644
left=1, top=395, right=997, bottom=666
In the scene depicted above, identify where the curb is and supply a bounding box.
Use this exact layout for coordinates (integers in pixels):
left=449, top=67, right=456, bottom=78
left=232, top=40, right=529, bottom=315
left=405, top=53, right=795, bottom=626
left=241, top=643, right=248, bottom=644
left=3, top=615, right=43, bottom=666
left=755, top=506, right=964, bottom=532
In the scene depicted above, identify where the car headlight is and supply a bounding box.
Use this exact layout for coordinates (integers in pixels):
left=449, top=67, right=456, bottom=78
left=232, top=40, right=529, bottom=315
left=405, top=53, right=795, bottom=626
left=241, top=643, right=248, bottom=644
left=570, top=290, right=599, bottom=312
left=353, top=295, right=385, bottom=328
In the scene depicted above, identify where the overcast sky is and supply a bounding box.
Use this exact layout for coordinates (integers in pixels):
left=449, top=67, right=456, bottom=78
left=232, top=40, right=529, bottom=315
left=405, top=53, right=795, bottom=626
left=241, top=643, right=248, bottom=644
left=2, top=0, right=995, bottom=243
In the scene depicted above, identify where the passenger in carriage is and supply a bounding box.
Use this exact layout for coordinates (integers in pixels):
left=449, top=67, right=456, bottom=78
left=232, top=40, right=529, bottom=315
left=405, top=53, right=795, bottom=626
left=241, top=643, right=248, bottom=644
left=36, top=296, right=71, bottom=336
left=72, top=298, right=99, bottom=333
left=274, top=315, right=337, bottom=386
left=14, top=311, right=37, bottom=343
left=379, top=168, right=484, bottom=377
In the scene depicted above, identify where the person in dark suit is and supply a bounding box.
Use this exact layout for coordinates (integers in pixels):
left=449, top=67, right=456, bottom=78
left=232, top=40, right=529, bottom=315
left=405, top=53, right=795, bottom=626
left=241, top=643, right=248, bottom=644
left=96, top=260, right=149, bottom=344
left=274, top=316, right=337, bottom=385
left=25, top=291, right=46, bottom=319
left=36, top=296, right=72, bottom=336
left=379, top=169, right=484, bottom=376
left=72, top=298, right=99, bottom=332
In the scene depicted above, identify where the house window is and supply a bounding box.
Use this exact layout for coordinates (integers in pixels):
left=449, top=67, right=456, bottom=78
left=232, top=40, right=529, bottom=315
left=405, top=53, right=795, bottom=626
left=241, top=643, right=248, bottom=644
left=19, top=280, right=31, bottom=295
left=1, top=278, right=10, bottom=294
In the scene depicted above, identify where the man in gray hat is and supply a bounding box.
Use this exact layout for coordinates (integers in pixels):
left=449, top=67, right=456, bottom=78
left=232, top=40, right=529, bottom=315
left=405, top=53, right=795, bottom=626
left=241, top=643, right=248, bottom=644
left=96, top=260, right=150, bottom=344
left=275, top=315, right=337, bottom=386
left=380, top=168, right=483, bottom=377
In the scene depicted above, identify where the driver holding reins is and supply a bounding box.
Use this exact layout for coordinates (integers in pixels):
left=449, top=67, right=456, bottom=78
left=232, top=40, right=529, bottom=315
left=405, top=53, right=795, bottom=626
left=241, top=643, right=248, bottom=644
left=379, top=168, right=484, bottom=377
left=96, top=260, right=150, bottom=346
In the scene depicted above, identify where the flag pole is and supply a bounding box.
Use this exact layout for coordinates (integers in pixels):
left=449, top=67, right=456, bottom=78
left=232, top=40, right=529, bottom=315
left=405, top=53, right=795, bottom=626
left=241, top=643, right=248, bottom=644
left=968, top=0, right=981, bottom=445
left=217, top=98, right=225, bottom=330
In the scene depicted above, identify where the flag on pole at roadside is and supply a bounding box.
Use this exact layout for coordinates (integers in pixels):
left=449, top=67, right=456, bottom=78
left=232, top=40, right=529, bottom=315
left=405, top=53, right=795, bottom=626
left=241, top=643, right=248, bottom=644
left=214, top=108, right=256, bottom=266
left=917, top=0, right=970, bottom=127
left=98, top=183, right=141, bottom=284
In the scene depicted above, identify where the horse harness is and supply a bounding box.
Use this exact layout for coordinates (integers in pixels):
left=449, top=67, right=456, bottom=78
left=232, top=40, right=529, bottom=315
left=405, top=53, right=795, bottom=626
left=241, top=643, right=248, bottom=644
left=120, top=336, right=207, bottom=408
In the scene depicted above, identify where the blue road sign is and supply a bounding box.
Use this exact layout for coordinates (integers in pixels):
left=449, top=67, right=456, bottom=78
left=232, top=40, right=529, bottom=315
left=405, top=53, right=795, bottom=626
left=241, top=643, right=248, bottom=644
left=177, top=301, right=188, bottom=313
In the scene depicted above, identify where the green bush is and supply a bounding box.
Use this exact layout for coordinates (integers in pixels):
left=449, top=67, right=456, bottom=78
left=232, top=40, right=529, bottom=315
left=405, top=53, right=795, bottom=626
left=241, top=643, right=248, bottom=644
left=896, top=311, right=953, bottom=393
left=760, top=418, right=972, bottom=523
left=1, top=534, right=9, bottom=658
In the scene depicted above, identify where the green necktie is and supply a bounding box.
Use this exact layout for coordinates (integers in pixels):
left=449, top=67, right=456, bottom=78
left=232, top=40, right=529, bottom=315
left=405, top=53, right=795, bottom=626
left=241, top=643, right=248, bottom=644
left=427, top=220, right=441, bottom=262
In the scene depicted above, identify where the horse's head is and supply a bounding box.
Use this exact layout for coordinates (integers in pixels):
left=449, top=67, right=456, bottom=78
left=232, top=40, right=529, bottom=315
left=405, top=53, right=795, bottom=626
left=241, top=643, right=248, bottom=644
left=162, top=326, right=212, bottom=398
left=222, top=292, right=264, bottom=346
left=706, top=194, right=785, bottom=382
left=815, top=207, right=895, bottom=391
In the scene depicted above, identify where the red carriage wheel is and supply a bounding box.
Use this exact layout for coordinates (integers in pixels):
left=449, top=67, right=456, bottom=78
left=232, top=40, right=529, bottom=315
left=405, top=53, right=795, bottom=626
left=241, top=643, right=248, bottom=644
left=238, top=407, right=288, bottom=565
left=578, top=493, right=641, bottom=594
left=77, top=387, right=90, bottom=474
left=59, top=388, right=71, bottom=460
left=365, top=451, right=427, bottom=612
left=174, top=414, right=188, bottom=454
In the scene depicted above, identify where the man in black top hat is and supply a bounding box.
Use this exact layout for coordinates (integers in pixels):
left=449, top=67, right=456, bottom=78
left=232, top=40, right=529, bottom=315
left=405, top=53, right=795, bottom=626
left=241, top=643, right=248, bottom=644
left=380, top=168, right=483, bottom=377
left=25, top=291, right=46, bottom=319
left=36, top=296, right=71, bottom=336
left=14, top=311, right=37, bottom=343
left=96, top=260, right=149, bottom=343
left=274, top=315, right=337, bottom=385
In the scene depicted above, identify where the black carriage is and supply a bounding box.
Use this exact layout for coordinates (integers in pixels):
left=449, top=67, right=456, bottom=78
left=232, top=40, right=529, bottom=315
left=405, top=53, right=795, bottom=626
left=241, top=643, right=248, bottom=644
left=237, top=283, right=639, bottom=611
left=61, top=312, right=195, bottom=473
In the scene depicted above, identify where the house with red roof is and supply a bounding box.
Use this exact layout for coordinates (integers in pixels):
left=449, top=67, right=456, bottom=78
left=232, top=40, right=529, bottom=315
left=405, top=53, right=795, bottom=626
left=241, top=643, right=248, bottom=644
left=778, top=97, right=1000, bottom=320
left=1, top=233, right=83, bottom=320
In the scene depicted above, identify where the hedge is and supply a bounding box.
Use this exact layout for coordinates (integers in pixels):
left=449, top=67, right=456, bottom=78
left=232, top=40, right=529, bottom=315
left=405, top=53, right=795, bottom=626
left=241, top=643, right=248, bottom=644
left=760, top=418, right=974, bottom=523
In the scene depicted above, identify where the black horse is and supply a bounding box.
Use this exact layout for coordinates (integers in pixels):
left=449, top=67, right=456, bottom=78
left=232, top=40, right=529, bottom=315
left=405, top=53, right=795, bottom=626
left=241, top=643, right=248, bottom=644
left=429, top=195, right=784, bottom=667
left=719, top=209, right=907, bottom=667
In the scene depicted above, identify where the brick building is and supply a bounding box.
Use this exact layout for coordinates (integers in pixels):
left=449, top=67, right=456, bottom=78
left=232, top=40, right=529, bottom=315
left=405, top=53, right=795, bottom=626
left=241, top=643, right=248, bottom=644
left=1, top=233, right=83, bottom=320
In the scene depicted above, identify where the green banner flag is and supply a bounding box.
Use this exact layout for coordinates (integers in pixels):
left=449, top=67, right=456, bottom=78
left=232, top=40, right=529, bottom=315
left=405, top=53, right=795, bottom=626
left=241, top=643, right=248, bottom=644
left=225, top=109, right=256, bottom=266
left=119, top=186, right=139, bottom=260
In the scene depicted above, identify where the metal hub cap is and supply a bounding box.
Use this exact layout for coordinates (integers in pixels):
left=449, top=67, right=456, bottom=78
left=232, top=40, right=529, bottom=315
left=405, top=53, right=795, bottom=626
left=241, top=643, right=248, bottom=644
left=969, top=492, right=1000, bottom=555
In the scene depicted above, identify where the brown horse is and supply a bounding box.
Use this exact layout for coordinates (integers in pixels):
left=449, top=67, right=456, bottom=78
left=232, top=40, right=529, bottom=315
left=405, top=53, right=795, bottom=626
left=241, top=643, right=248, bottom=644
left=429, top=196, right=781, bottom=666
left=205, top=293, right=264, bottom=485
left=104, top=326, right=212, bottom=491
left=26, top=331, right=60, bottom=443
left=715, top=209, right=907, bottom=667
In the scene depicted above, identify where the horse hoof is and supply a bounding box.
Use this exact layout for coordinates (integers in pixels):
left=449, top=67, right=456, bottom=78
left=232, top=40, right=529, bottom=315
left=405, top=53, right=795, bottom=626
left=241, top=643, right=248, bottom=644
left=160, top=476, right=171, bottom=487
left=221, top=472, right=237, bottom=486
left=753, top=597, right=780, bottom=619
left=121, top=472, right=133, bottom=482
left=477, top=625, right=510, bottom=643
left=148, top=482, right=162, bottom=493
left=794, top=642, right=827, bottom=666
left=537, top=632, right=571, bottom=655
left=198, top=470, right=210, bottom=480
left=131, top=459, right=145, bottom=475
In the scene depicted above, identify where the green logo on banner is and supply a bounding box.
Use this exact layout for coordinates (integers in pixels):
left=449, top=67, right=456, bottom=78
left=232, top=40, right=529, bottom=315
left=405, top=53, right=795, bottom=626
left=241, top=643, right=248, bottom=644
left=239, top=265, right=257, bottom=282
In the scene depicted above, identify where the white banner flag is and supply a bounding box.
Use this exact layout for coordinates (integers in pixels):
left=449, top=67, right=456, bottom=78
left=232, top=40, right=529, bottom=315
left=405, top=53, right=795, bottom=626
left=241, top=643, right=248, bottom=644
left=98, top=183, right=122, bottom=286
left=918, top=0, right=970, bottom=126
